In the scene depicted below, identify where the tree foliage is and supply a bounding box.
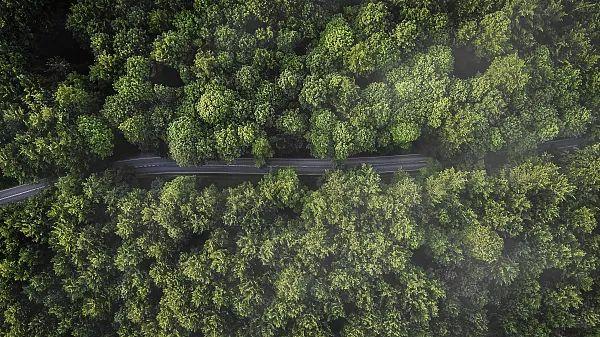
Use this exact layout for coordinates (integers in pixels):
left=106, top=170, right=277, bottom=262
left=0, top=0, right=116, bottom=182
left=1, top=144, right=599, bottom=336
left=0, top=1, right=598, bottom=335
left=0, top=0, right=597, bottom=177
left=62, top=0, right=598, bottom=164
left=0, top=73, right=114, bottom=181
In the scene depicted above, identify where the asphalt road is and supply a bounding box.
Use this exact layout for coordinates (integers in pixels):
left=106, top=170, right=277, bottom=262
left=0, top=179, right=52, bottom=205
left=0, top=137, right=589, bottom=205
left=536, top=137, right=588, bottom=152
left=112, top=153, right=431, bottom=176
left=0, top=154, right=430, bottom=205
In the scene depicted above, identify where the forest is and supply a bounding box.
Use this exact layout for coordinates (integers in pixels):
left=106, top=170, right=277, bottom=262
left=0, top=0, right=599, bottom=336
left=1, top=145, right=599, bottom=336
left=1, top=0, right=598, bottom=181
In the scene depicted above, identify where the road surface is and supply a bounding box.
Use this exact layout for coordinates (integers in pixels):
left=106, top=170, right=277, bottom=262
left=536, top=137, right=588, bottom=152
left=0, top=179, right=52, bottom=205
left=0, top=137, right=589, bottom=205
left=0, top=154, right=430, bottom=205
left=112, top=153, right=430, bottom=176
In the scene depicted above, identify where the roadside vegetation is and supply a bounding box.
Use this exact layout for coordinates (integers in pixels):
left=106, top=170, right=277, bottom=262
left=0, top=1, right=599, bottom=336
left=1, top=144, right=599, bottom=336
left=1, top=0, right=598, bottom=181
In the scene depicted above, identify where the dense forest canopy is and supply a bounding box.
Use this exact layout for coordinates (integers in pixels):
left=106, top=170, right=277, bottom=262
left=1, top=144, right=599, bottom=336
left=0, top=0, right=112, bottom=183
left=1, top=1, right=599, bottom=336
left=0, top=0, right=598, bottom=182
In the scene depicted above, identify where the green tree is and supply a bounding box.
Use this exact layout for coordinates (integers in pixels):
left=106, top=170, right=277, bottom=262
left=76, top=115, right=114, bottom=158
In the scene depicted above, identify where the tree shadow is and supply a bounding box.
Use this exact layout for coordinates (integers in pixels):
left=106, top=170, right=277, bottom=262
left=453, top=45, right=489, bottom=79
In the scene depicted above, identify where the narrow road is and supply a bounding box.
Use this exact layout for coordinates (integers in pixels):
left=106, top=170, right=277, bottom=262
left=0, top=154, right=430, bottom=205
left=0, top=137, right=589, bottom=205
left=0, top=180, right=52, bottom=205
left=536, top=137, right=587, bottom=152
left=112, top=153, right=430, bottom=176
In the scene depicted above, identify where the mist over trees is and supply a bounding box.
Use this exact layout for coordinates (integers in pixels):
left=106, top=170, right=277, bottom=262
left=0, top=1, right=599, bottom=336
left=1, top=144, right=599, bottom=336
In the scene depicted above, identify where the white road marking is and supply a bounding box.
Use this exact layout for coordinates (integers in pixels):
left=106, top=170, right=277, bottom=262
left=0, top=184, right=49, bottom=203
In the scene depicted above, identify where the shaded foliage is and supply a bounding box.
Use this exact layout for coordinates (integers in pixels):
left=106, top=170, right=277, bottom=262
left=65, top=0, right=598, bottom=164
left=0, top=0, right=597, bottom=183
left=1, top=144, right=599, bottom=336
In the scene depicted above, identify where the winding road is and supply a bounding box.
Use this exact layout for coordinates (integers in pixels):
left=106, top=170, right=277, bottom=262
left=0, top=137, right=589, bottom=205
